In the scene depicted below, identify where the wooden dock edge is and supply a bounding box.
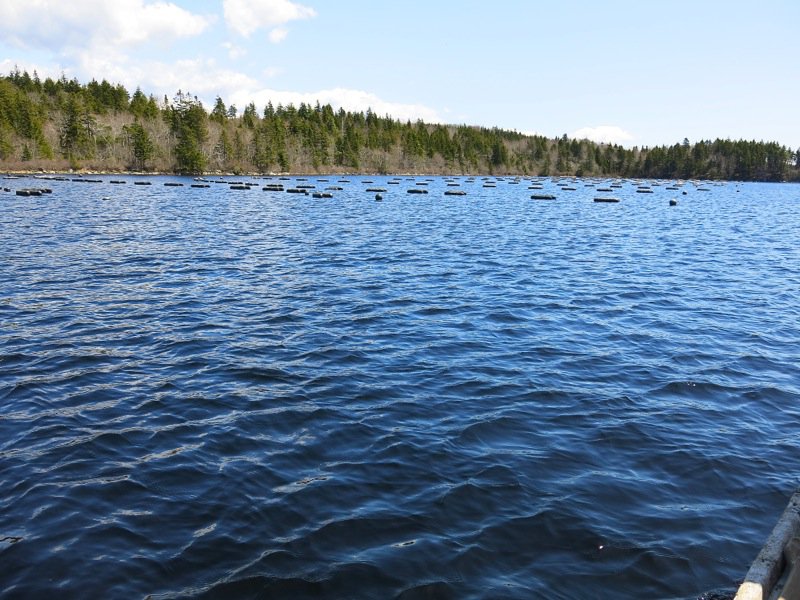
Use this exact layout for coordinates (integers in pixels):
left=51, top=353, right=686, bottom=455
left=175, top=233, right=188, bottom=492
left=735, top=491, right=800, bottom=600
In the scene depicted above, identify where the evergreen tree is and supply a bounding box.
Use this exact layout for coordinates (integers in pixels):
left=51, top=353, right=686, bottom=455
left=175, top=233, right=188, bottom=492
left=170, top=91, right=208, bottom=173
left=210, top=96, right=227, bottom=124
left=130, top=87, right=158, bottom=119
left=213, top=129, right=232, bottom=169
left=491, top=138, right=508, bottom=168
left=0, top=123, right=12, bottom=159
left=251, top=126, right=273, bottom=171
left=59, top=96, right=96, bottom=159
left=242, top=102, right=257, bottom=129
left=124, top=121, right=154, bottom=170
left=2, top=70, right=800, bottom=179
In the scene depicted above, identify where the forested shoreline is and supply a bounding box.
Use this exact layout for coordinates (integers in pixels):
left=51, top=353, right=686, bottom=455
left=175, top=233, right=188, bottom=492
left=1, top=69, right=798, bottom=181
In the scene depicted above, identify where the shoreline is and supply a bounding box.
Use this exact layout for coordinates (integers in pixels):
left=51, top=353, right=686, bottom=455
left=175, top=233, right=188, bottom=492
left=2, top=169, right=796, bottom=184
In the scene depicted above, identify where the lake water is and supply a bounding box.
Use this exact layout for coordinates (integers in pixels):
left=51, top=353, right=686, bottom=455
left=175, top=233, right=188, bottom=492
left=1, top=174, right=799, bottom=599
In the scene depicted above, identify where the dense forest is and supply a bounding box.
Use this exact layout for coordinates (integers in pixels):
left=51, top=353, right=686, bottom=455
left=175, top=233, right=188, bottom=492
left=1, top=68, right=798, bottom=181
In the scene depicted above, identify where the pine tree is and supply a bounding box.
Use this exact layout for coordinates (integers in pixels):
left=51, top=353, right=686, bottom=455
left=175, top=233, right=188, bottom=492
left=210, top=96, right=227, bottom=124
left=60, top=96, right=96, bottom=159
left=124, top=121, right=154, bottom=170
left=170, top=91, right=208, bottom=173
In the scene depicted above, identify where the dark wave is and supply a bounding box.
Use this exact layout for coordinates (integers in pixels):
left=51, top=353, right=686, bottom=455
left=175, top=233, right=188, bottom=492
left=0, top=176, right=799, bottom=599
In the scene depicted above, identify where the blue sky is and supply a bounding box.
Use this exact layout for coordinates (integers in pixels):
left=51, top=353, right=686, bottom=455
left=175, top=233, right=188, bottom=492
left=1, top=0, right=798, bottom=149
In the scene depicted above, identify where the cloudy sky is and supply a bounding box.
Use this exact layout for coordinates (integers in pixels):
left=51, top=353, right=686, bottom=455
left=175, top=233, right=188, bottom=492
left=1, top=0, right=798, bottom=149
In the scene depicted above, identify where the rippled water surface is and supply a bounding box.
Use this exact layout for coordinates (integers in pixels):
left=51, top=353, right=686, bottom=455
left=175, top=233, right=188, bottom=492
left=1, top=175, right=799, bottom=599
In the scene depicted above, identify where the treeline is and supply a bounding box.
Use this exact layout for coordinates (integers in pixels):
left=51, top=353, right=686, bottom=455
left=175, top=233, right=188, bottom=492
left=1, top=68, right=799, bottom=181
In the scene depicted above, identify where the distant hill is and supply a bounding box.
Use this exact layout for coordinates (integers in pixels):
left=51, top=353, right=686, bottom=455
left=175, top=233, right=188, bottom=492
left=1, top=69, right=797, bottom=181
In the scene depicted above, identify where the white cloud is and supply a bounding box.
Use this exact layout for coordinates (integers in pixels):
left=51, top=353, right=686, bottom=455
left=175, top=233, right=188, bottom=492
left=131, top=59, right=260, bottom=102
left=268, top=28, right=289, bottom=43
left=0, top=58, right=52, bottom=79
left=27, top=52, right=258, bottom=106
left=0, top=0, right=217, bottom=103
left=0, top=0, right=437, bottom=127
left=229, top=86, right=442, bottom=123
left=222, top=42, right=247, bottom=60
left=115, top=2, right=210, bottom=44
left=521, top=130, right=550, bottom=138
left=223, top=0, right=316, bottom=38
left=570, top=125, right=634, bottom=145
left=0, top=0, right=210, bottom=50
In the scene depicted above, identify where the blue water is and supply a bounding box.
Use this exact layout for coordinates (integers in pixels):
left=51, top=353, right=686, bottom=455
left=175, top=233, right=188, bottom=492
left=1, top=175, right=799, bottom=599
